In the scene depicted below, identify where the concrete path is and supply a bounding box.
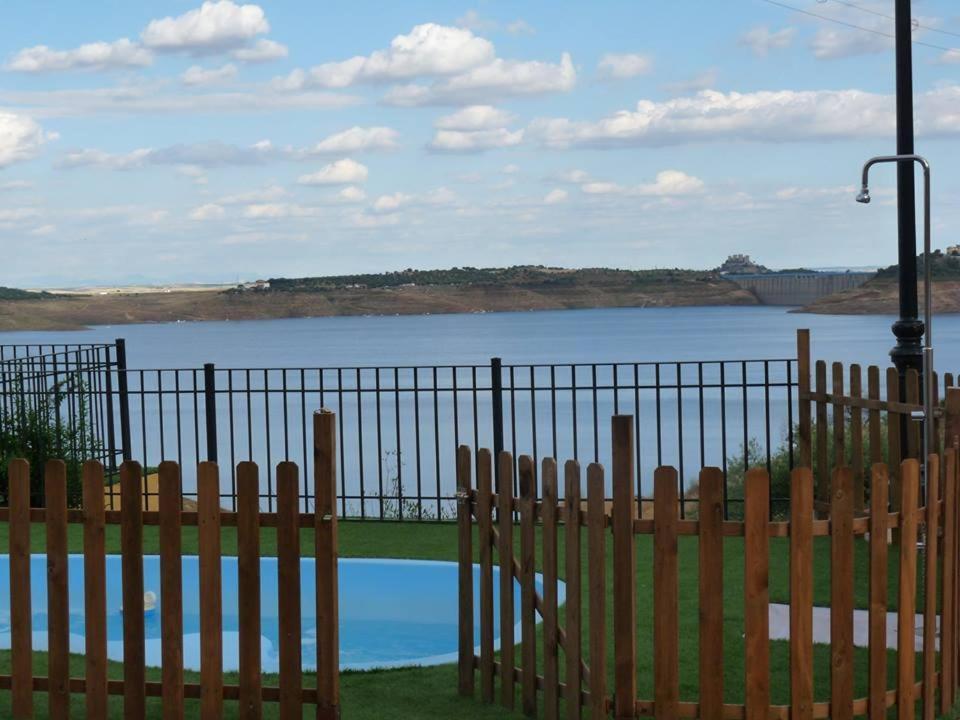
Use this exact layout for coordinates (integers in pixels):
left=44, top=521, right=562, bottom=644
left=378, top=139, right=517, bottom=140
left=769, top=603, right=937, bottom=651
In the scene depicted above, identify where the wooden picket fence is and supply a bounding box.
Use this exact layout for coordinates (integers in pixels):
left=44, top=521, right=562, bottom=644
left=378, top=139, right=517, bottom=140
left=796, top=328, right=960, bottom=512
left=458, top=412, right=960, bottom=720
left=0, top=409, right=341, bottom=720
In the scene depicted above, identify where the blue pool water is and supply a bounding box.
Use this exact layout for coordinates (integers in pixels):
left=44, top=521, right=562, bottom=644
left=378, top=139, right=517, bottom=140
left=0, top=556, right=561, bottom=671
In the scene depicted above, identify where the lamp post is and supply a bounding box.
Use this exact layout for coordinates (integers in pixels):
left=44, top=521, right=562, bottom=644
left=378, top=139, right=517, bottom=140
left=891, top=0, right=923, bottom=377
left=857, top=155, right=933, bottom=458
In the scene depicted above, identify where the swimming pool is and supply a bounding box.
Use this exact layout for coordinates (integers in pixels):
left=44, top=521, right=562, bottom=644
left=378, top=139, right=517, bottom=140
left=0, top=555, right=562, bottom=671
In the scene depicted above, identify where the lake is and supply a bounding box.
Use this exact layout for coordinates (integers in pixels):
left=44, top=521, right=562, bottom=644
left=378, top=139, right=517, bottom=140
left=1, top=307, right=952, bottom=514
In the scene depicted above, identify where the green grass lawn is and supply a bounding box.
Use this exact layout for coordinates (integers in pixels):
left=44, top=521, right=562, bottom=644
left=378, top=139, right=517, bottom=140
left=0, top=520, right=945, bottom=718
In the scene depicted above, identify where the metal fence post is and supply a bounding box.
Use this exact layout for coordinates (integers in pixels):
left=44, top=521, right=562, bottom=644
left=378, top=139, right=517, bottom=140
left=204, top=363, right=218, bottom=463
left=491, top=357, right=504, bottom=493
left=104, top=345, right=118, bottom=471
left=115, top=338, right=132, bottom=462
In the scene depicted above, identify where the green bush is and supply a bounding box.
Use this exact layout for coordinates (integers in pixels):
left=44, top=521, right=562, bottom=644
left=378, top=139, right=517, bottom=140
left=0, top=377, right=100, bottom=508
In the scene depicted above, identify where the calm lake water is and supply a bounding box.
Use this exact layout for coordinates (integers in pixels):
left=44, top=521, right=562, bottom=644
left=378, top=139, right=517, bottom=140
left=2, top=307, right=955, bottom=510
left=0, top=305, right=953, bottom=368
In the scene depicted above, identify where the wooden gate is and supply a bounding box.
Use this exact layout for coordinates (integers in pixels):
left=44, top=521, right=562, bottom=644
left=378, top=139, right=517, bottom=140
left=458, top=410, right=960, bottom=719
left=1, top=409, right=341, bottom=719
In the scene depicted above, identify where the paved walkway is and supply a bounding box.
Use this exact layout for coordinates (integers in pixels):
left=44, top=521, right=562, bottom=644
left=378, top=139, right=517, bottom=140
left=769, top=603, right=936, bottom=651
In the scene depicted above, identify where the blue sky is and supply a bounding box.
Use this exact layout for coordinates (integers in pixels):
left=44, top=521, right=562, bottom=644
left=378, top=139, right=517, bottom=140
left=1, top=0, right=958, bottom=287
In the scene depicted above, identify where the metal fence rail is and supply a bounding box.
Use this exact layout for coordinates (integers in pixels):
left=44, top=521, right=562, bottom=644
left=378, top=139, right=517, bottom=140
left=0, top=340, right=800, bottom=518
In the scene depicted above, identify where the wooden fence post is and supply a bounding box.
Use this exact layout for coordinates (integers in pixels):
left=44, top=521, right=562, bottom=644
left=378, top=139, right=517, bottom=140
left=587, top=463, right=607, bottom=720
left=519, top=455, right=537, bottom=717
left=121, top=460, right=146, bottom=719
left=8, top=458, right=31, bottom=720
left=237, top=461, right=262, bottom=720
left=498, top=451, right=516, bottom=710
left=82, top=461, right=108, bottom=720
left=797, top=329, right=812, bottom=469
left=790, top=468, right=813, bottom=720
left=653, top=466, right=679, bottom=720
left=744, top=468, right=770, bottom=720
left=477, top=450, right=495, bottom=703
left=159, top=461, right=184, bottom=720
left=198, top=461, right=223, bottom=719
left=945, top=388, right=960, bottom=456
left=611, top=415, right=637, bottom=720
left=45, top=460, right=70, bottom=720
left=922, top=454, right=939, bottom=720
left=897, top=459, right=920, bottom=720
left=565, top=460, right=583, bottom=720
left=942, top=449, right=957, bottom=716
left=541, top=459, right=559, bottom=720
left=831, top=468, right=854, bottom=720
left=868, top=464, right=889, bottom=720
left=276, top=462, right=303, bottom=720
left=698, top=468, right=724, bottom=720
left=457, top=444, right=475, bottom=698
left=314, top=409, right=341, bottom=720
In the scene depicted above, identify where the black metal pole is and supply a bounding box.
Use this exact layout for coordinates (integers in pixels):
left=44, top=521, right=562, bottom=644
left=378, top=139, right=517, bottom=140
left=891, top=0, right=923, bottom=379
left=491, top=357, right=504, bottom=492
left=115, top=338, right=132, bottom=462
left=203, top=362, right=218, bottom=462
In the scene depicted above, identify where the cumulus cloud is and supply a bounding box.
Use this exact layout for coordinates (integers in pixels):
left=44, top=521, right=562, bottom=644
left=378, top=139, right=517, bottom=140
left=232, top=38, right=287, bottom=62
left=6, top=38, right=152, bottom=72
left=597, top=53, right=652, bottom=79
left=217, top=184, right=286, bottom=204
left=527, top=86, right=960, bottom=148
left=274, top=23, right=494, bottom=90
left=941, top=49, right=960, bottom=65
left=298, top=158, right=368, bottom=185
left=543, top=189, right=568, bottom=205
left=429, top=128, right=523, bottom=152
left=0, top=111, right=49, bottom=167
left=141, top=1, right=270, bottom=53
left=189, top=203, right=226, bottom=220
left=739, top=26, right=795, bottom=57
left=181, top=63, right=237, bottom=86
left=242, top=202, right=320, bottom=219
left=373, top=192, right=412, bottom=213
left=307, top=126, right=399, bottom=154
left=386, top=52, right=575, bottom=106
left=561, top=168, right=704, bottom=197
left=434, top=105, right=514, bottom=130
left=337, top=186, right=366, bottom=203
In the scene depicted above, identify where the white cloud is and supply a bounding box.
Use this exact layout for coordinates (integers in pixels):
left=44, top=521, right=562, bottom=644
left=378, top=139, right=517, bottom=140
left=775, top=185, right=857, bottom=201
left=811, top=27, right=890, bottom=60
left=337, top=186, right=366, bottom=203
left=636, top=170, right=704, bottom=196
left=189, top=203, right=226, bottom=220
left=242, top=202, right=320, bottom=219
left=506, top=20, right=535, bottom=36
left=435, top=105, right=514, bottom=130
left=455, top=10, right=498, bottom=34
left=308, top=126, right=399, bottom=154
left=429, top=128, right=524, bottom=152
left=555, top=169, right=591, bottom=184
left=544, top=189, right=568, bottom=205
left=232, top=38, right=287, bottom=62
left=502, top=164, right=520, bottom=174
left=181, top=63, right=238, bottom=86
left=2, top=85, right=357, bottom=117
left=581, top=181, right=621, bottom=195
left=298, top=158, right=369, bottom=185
left=373, top=192, right=412, bottom=213
left=218, top=184, right=286, bottom=204
left=0, top=208, right=40, bottom=222
left=941, top=49, right=960, bottom=65
left=739, top=27, right=796, bottom=57
left=141, top=1, right=270, bottom=53
left=30, top=224, right=56, bottom=236
left=275, top=23, right=494, bottom=90
left=597, top=53, right=652, bottom=79
left=6, top=38, right=152, bottom=72
left=0, top=112, right=49, bottom=167
left=527, top=86, right=960, bottom=148
left=387, top=52, right=575, bottom=105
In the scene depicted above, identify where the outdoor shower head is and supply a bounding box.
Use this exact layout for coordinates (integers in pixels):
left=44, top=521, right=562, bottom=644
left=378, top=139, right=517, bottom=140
left=856, top=186, right=871, bottom=204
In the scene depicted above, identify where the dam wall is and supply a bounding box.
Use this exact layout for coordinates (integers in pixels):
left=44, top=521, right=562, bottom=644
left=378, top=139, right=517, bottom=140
left=727, top=272, right=875, bottom=306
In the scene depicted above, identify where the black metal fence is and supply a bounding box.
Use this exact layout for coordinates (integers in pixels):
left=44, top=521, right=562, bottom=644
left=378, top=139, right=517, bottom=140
left=0, top=340, right=799, bottom=518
